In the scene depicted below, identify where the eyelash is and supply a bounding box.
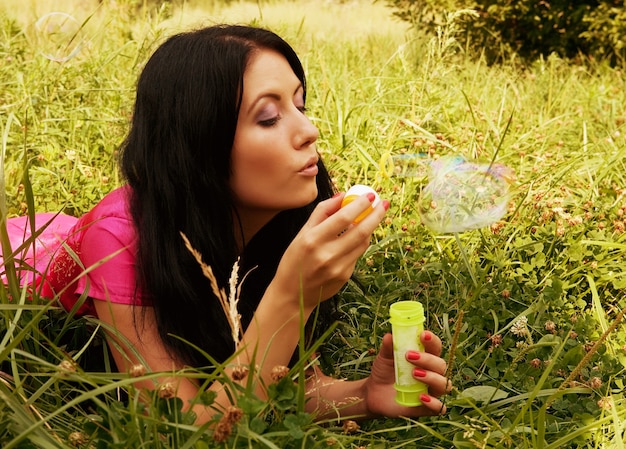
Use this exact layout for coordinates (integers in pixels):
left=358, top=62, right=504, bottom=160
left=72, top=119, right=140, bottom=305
left=259, top=117, right=280, bottom=127
left=258, top=106, right=307, bottom=127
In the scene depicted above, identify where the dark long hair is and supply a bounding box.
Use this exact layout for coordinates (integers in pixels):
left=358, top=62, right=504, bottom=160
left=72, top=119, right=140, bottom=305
left=119, top=25, right=336, bottom=368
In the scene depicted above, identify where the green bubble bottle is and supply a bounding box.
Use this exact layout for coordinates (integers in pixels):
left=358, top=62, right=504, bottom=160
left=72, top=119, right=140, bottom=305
left=389, top=301, right=428, bottom=406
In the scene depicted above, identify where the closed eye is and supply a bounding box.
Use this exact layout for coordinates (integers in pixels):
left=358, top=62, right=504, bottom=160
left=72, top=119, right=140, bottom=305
left=259, top=115, right=281, bottom=127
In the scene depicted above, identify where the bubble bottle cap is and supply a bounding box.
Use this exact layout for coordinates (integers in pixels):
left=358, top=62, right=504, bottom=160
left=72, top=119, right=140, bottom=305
left=341, top=185, right=380, bottom=223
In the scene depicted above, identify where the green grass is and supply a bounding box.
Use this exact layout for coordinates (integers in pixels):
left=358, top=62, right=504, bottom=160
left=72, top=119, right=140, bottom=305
left=2, top=0, right=626, bottom=447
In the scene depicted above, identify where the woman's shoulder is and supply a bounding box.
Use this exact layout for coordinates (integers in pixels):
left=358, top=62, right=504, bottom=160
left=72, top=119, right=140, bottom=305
left=73, top=184, right=136, bottom=246
left=45, top=185, right=143, bottom=312
left=86, top=185, right=133, bottom=220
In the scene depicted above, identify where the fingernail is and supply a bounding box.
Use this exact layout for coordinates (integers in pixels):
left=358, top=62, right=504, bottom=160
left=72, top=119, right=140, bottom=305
left=332, top=192, right=341, bottom=198
left=420, top=393, right=431, bottom=403
left=423, top=331, right=432, bottom=341
left=413, top=368, right=427, bottom=378
left=366, top=192, right=376, bottom=202
left=382, top=199, right=390, bottom=211
left=406, top=350, right=421, bottom=361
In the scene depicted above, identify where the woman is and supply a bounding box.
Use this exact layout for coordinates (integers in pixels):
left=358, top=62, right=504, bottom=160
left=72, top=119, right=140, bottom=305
left=6, top=25, right=449, bottom=423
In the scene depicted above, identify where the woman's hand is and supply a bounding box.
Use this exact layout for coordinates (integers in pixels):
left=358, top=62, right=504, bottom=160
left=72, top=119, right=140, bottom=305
left=363, top=331, right=451, bottom=418
left=273, top=192, right=388, bottom=310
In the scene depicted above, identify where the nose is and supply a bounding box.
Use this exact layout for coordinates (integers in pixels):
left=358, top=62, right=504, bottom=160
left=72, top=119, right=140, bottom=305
left=295, top=112, right=319, bottom=150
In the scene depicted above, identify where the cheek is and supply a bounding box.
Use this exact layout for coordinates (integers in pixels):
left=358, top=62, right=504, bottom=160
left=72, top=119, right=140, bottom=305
left=233, top=138, right=285, bottom=177
left=230, top=156, right=278, bottom=202
left=232, top=132, right=277, bottom=170
left=232, top=154, right=279, bottom=185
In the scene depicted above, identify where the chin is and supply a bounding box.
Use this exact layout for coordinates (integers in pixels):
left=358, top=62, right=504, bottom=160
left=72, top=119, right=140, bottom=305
left=290, top=188, right=319, bottom=209
left=306, top=185, right=320, bottom=203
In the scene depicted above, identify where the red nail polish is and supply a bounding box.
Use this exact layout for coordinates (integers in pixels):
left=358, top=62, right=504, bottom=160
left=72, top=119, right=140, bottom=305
left=332, top=192, right=341, bottom=198
left=407, top=350, right=421, bottom=361
left=413, top=368, right=427, bottom=378
left=366, top=192, right=376, bottom=202
left=420, top=393, right=431, bottom=403
left=382, top=199, right=390, bottom=211
left=423, top=331, right=432, bottom=341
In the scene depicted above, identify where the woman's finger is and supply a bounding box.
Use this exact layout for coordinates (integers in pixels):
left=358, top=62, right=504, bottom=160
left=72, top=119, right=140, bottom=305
left=420, top=330, right=443, bottom=357
left=315, top=193, right=386, bottom=239
left=411, top=368, right=450, bottom=398
left=414, top=393, right=447, bottom=416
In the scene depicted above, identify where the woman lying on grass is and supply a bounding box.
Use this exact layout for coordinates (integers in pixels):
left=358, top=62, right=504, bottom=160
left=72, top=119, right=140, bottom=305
left=5, top=24, right=450, bottom=424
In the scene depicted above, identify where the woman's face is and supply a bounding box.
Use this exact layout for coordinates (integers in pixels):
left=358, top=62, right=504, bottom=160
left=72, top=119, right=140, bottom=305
left=230, top=49, right=319, bottom=232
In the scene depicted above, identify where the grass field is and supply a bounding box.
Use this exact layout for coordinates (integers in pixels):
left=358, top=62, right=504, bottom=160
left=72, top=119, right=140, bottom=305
left=1, top=0, right=626, bottom=447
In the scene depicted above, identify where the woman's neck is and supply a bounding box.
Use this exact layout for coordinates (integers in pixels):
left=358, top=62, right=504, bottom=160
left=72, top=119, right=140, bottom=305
left=233, top=208, right=278, bottom=252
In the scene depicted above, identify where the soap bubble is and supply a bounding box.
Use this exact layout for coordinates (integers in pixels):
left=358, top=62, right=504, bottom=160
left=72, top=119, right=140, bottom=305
left=34, top=12, right=85, bottom=63
left=418, top=155, right=514, bottom=234
left=379, top=153, right=430, bottom=179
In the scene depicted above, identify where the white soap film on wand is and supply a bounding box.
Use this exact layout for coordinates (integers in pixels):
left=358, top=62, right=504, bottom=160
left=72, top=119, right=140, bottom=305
left=417, top=155, right=514, bottom=234
left=34, top=12, right=86, bottom=63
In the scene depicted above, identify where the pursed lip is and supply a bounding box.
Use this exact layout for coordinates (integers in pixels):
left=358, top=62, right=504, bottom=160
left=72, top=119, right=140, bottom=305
left=298, top=156, right=319, bottom=175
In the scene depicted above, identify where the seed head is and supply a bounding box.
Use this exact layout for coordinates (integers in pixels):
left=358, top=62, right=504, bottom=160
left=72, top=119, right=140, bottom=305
left=597, top=397, right=613, bottom=410
left=68, top=431, right=88, bottom=447
left=213, top=407, right=244, bottom=443
left=544, top=320, right=557, bottom=333
left=342, top=420, right=360, bottom=434
left=158, top=382, right=176, bottom=399
left=129, top=364, right=146, bottom=377
left=489, top=334, right=503, bottom=348
left=231, top=365, right=249, bottom=381
left=511, top=316, right=528, bottom=336
left=270, top=365, right=290, bottom=382
left=588, top=376, right=602, bottom=389
left=58, top=360, right=76, bottom=375
left=530, top=358, right=542, bottom=369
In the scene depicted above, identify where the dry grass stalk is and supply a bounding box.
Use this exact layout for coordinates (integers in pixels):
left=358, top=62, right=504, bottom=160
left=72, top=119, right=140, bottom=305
left=181, top=232, right=242, bottom=345
left=445, top=309, right=465, bottom=379
left=554, top=304, right=626, bottom=399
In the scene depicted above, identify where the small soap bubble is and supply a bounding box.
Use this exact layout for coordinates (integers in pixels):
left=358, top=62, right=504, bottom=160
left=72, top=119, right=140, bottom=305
left=34, top=12, right=85, bottom=63
left=380, top=153, right=430, bottom=179
left=418, top=155, right=514, bottom=234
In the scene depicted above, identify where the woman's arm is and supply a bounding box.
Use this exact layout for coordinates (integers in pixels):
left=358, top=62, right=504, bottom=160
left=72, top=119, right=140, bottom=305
left=92, top=300, right=219, bottom=423
left=93, top=290, right=313, bottom=424
left=303, top=332, right=450, bottom=422
left=241, top=193, right=389, bottom=391
left=93, top=193, right=387, bottom=423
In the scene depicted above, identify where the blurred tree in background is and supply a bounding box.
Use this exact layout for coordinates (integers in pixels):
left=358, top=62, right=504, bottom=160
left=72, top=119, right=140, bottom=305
left=385, top=0, right=626, bottom=64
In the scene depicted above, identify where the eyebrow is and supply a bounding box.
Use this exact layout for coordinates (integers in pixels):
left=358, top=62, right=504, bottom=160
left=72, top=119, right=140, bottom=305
left=247, top=84, right=304, bottom=115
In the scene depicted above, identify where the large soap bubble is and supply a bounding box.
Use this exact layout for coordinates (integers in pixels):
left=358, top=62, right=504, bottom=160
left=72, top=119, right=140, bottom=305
left=418, top=155, right=514, bottom=234
left=34, top=12, right=85, bottom=63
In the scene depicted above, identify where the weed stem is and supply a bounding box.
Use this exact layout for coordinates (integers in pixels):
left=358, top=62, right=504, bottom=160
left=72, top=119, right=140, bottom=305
left=551, top=304, right=626, bottom=405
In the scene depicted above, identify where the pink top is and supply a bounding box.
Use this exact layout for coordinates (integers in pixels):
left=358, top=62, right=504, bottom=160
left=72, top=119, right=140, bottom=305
left=1, top=185, right=145, bottom=315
